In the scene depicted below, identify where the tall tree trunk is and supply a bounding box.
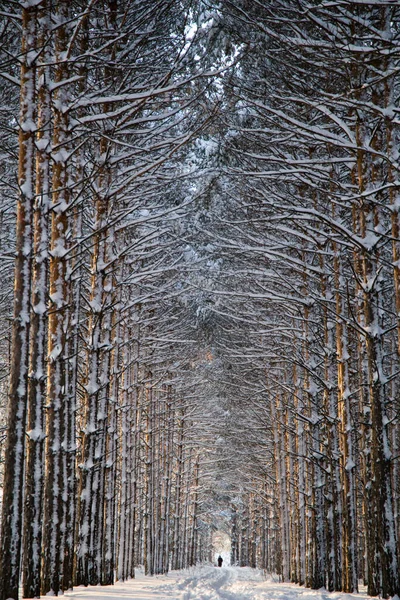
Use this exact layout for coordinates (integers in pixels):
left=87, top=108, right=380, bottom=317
left=22, top=2, right=50, bottom=595
left=76, top=148, right=114, bottom=585
left=144, top=372, right=154, bottom=575
left=103, top=309, right=120, bottom=584
left=334, top=243, right=357, bottom=593
left=0, top=4, right=39, bottom=598
left=116, top=333, right=130, bottom=581
left=61, top=198, right=83, bottom=591
left=355, top=37, right=399, bottom=590
left=172, top=409, right=184, bottom=570
left=41, top=2, right=71, bottom=593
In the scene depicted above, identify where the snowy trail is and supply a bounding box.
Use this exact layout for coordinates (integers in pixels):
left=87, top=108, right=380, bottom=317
left=64, top=566, right=371, bottom=600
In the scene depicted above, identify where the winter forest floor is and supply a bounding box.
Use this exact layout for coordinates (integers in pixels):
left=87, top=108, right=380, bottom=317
left=63, top=567, right=370, bottom=600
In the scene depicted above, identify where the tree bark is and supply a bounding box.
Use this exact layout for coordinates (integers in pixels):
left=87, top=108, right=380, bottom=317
left=22, top=2, right=50, bottom=595
left=41, top=1, right=71, bottom=593
left=0, top=3, right=39, bottom=598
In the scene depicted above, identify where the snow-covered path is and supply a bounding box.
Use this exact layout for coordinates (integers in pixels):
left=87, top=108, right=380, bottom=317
left=64, top=566, right=370, bottom=600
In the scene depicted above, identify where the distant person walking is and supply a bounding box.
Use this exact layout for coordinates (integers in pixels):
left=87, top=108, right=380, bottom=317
left=217, top=555, right=223, bottom=567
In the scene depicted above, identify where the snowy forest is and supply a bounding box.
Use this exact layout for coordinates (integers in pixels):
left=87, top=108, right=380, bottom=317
left=0, top=0, right=400, bottom=599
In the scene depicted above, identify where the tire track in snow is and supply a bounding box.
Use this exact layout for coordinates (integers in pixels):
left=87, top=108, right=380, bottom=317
left=175, top=566, right=263, bottom=600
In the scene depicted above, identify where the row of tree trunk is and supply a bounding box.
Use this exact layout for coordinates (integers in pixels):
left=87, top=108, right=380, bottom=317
left=216, top=2, right=400, bottom=598
left=0, top=1, right=212, bottom=598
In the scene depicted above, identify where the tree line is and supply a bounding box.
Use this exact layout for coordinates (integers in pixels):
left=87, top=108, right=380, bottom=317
left=196, top=2, right=400, bottom=598
left=0, top=1, right=218, bottom=597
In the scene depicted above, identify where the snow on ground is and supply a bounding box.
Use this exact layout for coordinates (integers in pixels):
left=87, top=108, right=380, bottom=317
left=64, top=566, right=372, bottom=600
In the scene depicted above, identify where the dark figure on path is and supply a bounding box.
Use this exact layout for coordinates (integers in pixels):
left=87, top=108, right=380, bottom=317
left=217, top=555, right=223, bottom=567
